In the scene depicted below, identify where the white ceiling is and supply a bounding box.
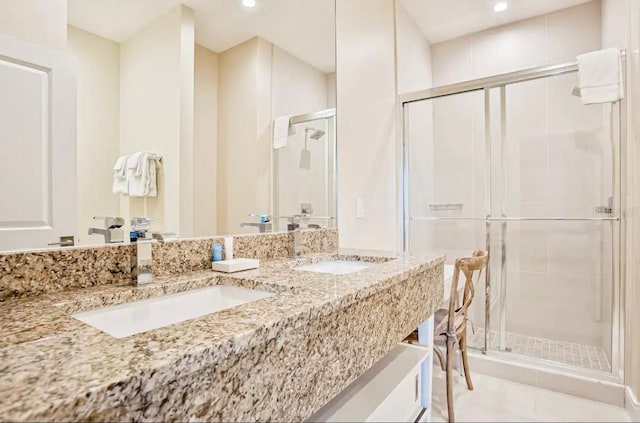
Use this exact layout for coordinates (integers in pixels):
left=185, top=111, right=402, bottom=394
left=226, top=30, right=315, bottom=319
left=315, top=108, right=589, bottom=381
left=67, top=0, right=336, bottom=73
left=399, top=0, right=594, bottom=44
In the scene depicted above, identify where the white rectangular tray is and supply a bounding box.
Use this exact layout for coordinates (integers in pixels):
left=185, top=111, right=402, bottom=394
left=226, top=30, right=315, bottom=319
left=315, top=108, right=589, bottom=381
left=212, top=258, right=259, bottom=273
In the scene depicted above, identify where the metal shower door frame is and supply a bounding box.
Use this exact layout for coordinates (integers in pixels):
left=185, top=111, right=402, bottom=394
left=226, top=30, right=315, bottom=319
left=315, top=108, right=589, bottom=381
left=400, top=57, right=626, bottom=381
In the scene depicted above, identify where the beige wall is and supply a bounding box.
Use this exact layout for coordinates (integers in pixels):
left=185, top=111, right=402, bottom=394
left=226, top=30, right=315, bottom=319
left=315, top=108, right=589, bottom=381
left=600, top=0, right=629, bottom=379
left=0, top=0, right=67, bottom=50
left=272, top=46, right=330, bottom=227
left=67, top=26, right=120, bottom=245
left=620, top=0, right=640, bottom=406
left=179, top=8, right=195, bottom=238
left=395, top=0, right=435, bottom=255
left=217, top=38, right=332, bottom=235
left=395, top=1, right=432, bottom=95
left=604, top=0, right=640, bottom=407
left=432, top=1, right=601, bottom=85
left=272, top=46, right=328, bottom=125
left=326, top=72, right=337, bottom=108
left=336, top=0, right=399, bottom=250
left=603, top=0, right=640, bottom=404
left=217, top=37, right=272, bottom=235
left=194, top=44, right=219, bottom=236
left=119, top=5, right=195, bottom=236
left=601, top=0, right=628, bottom=48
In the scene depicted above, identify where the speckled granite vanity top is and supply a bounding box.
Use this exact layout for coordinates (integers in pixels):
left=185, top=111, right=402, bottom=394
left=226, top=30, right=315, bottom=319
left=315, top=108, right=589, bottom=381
left=0, top=249, right=444, bottom=422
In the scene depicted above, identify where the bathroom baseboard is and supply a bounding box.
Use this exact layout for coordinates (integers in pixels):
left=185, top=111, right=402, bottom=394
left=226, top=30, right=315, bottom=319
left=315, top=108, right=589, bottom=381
left=468, top=352, right=625, bottom=407
left=626, top=387, right=640, bottom=422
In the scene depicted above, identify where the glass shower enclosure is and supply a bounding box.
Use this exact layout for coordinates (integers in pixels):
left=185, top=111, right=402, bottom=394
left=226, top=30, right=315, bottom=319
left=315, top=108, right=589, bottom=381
left=401, top=60, right=625, bottom=381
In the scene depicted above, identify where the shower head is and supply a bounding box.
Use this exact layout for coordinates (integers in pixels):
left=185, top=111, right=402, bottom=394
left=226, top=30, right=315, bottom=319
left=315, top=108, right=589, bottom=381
left=305, top=128, right=326, bottom=140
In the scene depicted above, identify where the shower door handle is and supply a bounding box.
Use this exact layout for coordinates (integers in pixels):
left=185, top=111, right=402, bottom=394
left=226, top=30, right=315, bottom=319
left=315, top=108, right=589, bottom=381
left=595, top=197, right=613, bottom=214
left=595, top=206, right=613, bottom=214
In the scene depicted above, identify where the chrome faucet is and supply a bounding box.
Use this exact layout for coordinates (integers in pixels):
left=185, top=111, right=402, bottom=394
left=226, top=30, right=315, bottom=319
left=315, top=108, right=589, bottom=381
left=88, top=216, right=124, bottom=244
left=288, top=215, right=302, bottom=257
left=131, top=217, right=154, bottom=286
left=293, top=227, right=302, bottom=257
left=240, top=214, right=273, bottom=233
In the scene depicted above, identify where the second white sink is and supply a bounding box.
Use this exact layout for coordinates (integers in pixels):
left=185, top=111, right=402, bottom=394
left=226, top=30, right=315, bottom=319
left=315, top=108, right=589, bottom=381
left=297, top=260, right=373, bottom=275
left=73, top=285, right=273, bottom=338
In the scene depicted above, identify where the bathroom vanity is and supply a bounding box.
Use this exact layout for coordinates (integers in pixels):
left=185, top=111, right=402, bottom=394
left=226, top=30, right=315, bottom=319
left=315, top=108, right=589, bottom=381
left=0, top=232, right=443, bottom=422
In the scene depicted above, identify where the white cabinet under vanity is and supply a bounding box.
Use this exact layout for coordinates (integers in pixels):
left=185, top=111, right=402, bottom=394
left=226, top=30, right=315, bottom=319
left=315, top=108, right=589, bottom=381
left=309, top=318, right=435, bottom=423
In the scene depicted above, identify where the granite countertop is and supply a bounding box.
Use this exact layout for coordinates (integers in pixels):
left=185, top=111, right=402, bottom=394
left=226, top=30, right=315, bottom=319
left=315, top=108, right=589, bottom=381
left=0, top=249, right=444, bottom=422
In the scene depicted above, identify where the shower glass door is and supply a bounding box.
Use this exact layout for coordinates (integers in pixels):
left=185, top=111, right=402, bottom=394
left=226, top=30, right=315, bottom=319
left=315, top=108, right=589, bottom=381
left=404, top=88, right=500, bottom=350
left=403, top=66, right=620, bottom=378
left=498, top=74, right=617, bottom=375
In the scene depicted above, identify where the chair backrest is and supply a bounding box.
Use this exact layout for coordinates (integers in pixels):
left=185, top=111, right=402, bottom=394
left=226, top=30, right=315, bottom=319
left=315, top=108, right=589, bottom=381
left=447, top=250, right=489, bottom=334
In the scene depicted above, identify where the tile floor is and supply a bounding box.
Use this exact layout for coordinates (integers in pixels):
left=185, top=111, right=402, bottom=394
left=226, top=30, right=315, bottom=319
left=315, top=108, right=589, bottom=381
left=429, top=372, right=630, bottom=422
left=465, top=328, right=611, bottom=372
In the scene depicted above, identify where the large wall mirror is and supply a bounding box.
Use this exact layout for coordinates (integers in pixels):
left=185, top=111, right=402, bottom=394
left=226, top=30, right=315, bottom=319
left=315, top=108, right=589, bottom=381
left=0, top=0, right=336, bottom=251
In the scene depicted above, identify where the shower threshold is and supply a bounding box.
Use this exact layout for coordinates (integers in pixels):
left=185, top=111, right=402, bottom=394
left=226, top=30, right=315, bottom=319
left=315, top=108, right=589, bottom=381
left=466, top=328, right=611, bottom=372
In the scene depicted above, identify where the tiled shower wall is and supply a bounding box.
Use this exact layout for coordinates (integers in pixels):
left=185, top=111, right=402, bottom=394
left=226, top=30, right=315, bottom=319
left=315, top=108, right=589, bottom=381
left=501, top=74, right=612, bottom=349
left=408, top=1, right=613, bottom=353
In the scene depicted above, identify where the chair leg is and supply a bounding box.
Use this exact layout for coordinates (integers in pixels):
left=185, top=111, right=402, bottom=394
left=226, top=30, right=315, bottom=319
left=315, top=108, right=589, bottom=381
left=460, top=331, right=474, bottom=391
left=446, top=337, right=455, bottom=423
left=434, top=345, right=446, bottom=371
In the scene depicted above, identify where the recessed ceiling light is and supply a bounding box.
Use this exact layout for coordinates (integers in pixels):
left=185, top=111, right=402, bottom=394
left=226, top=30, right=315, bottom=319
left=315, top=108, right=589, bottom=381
left=242, top=0, right=256, bottom=8
left=493, top=1, right=508, bottom=12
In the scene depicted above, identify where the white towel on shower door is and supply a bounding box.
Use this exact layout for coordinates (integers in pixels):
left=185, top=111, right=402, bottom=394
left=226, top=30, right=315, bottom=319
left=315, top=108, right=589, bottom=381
left=577, top=48, right=623, bottom=104
left=272, top=115, right=293, bottom=149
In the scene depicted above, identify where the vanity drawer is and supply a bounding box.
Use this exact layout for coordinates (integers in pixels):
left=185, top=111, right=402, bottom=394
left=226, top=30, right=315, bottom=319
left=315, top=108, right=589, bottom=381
left=307, top=343, right=430, bottom=422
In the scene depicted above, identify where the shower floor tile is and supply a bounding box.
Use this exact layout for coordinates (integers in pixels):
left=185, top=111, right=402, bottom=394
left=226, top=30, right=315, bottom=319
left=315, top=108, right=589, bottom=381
left=465, top=328, right=612, bottom=372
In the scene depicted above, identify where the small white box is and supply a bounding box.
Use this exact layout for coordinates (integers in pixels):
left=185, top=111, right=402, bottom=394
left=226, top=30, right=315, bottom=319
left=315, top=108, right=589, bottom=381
left=212, top=258, right=259, bottom=273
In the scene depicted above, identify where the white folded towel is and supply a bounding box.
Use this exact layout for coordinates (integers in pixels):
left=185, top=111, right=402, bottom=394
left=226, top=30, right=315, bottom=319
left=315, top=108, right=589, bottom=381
left=147, top=156, right=158, bottom=197
left=126, top=151, right=147, bottom=176
left=112, top=155, right=129, bottom=194
left=577, top=48, right=623, bottom=105
left=128, top=154, right=159, bottom=197
left=113, top=155, right=128, bottom=176
left=272, top=116, right=293, bottom=149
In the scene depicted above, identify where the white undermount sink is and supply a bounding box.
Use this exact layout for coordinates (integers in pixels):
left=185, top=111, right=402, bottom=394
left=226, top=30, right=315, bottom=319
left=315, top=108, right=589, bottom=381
left=72, top=285, right=274, bottom=338
left=296, top=260, right=373, bottom=275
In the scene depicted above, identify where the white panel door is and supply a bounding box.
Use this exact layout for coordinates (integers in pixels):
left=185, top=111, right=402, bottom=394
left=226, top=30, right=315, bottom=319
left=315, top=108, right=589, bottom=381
left=0, top=34, right=76, bottom=251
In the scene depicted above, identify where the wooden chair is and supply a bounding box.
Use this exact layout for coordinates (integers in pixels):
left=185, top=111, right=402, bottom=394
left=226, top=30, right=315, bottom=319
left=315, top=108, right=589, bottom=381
left=433, top=250, right=488, bottom=422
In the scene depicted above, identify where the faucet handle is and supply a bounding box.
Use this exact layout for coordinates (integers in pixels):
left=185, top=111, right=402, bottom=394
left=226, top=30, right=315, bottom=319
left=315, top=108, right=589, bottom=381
left=48, top=235, right=75, bottom=247
left=131, top=217, right=154, bottom=232
left=287, top=214, right=303, bottom=223
left=248, top=213, right=271, bottom=223
left=93, top=216, right=124, bottom=229
left=287, top=215, right=302, bottom=231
